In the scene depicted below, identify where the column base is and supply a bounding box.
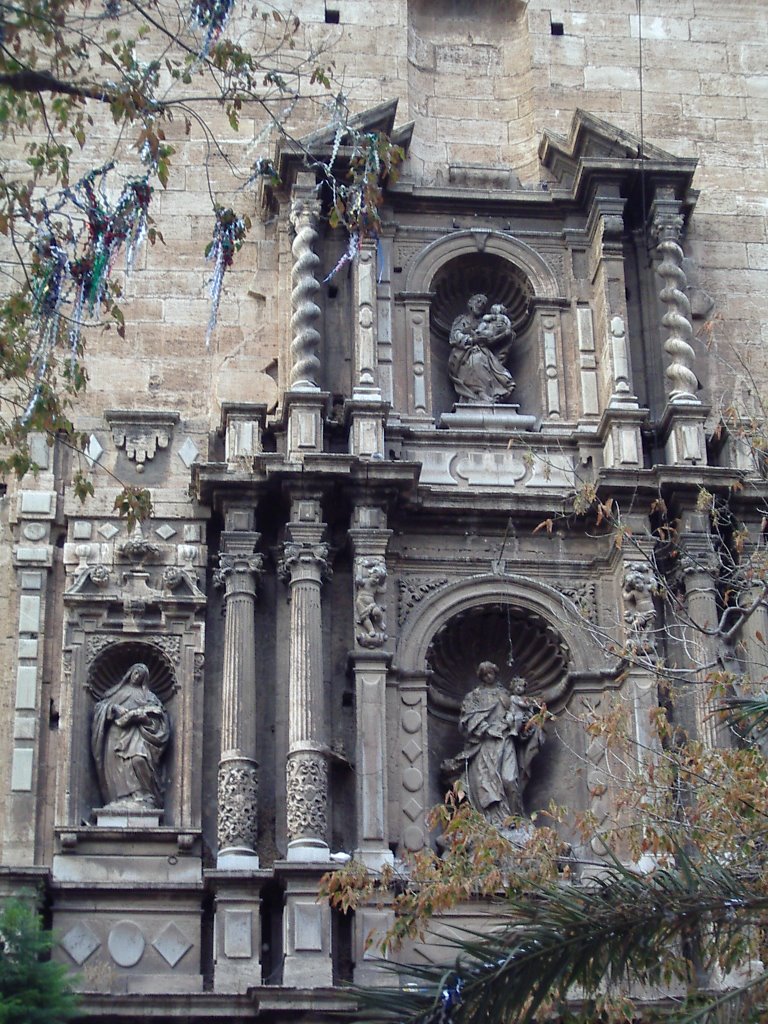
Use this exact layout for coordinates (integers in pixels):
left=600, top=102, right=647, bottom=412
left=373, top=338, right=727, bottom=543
left=217, top=847, right=260, bottom=870
left=286, top=839, right=330, bottom=864
left=353, top=847, right=394, bottom=871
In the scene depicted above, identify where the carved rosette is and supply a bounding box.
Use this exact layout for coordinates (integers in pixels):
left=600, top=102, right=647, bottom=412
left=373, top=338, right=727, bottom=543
left=285, top=752, right=328, bottom=844
left=652, top=205, right=698, bottom=404
left=289, top=194, right=322, bottom=389
left=217, top=757, right=259, bottom=851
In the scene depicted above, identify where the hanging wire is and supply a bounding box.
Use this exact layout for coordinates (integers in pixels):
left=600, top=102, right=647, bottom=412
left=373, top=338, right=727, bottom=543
left=637, top=0, right=653, bottom=267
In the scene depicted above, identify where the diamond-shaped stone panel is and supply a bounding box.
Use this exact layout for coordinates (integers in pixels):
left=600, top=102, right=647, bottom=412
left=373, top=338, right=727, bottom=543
left=403, top=797, right=422, bottom=822
left=85, top=434, right=104, bottom=466
left=98, top=523, right=119, bottom=540
left=155, top=523, right=177, bottom=541
left=60, top=922, right=100, bottom=965
left=152, top=921, right=192, bottom=967
left=402, top=738, right=422, bottom=764
left=178, top=437, right=200, bottom=468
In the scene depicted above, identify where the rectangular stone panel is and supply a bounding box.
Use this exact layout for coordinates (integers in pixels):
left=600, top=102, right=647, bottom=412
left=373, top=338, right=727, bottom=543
left=18, top=596, right=41, bottom=633
left=293, top=903, right=323, bottom=952
left=15, top=666, right=37, bottom=709
left=223, top=910, right=253, bottom=959
left=11, top=748, right=34, bottom=790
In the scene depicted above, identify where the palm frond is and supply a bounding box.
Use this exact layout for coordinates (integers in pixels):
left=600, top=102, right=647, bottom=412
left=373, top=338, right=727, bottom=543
left=721, top=696, right=768, bottom=739
left=351, top=853, right=768, bottom=1024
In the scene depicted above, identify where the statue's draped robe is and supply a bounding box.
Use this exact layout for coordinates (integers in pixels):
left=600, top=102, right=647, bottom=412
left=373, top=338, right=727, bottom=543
left=448, top=313, right=516, bottom=403
left=458, top=684, right=543, bottom=824
left=91, top=680, right=170, bottom=807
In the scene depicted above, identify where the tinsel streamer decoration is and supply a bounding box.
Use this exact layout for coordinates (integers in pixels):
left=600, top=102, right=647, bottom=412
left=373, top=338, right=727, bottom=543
left=323, top=230, right=360, bottom=283
left=190, top=0, right=234, bottom=55
left=205, top=207, right=246, bottom=346
left=31, top=228, right=69, bottom=363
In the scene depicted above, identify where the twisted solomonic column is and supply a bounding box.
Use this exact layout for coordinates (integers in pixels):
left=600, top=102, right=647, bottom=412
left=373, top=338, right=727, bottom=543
left=289, top=194, right=322, bottom=389
left=213, top=539, right=263, bottom=868
left=653, top=206, right=699, bottom=404
left=278, top=528, right=332, bottom=860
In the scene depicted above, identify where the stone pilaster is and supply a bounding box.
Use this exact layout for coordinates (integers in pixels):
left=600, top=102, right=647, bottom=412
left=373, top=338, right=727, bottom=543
left=214, top=516, right=263, bottom=869
left=350, top=511, right=393, bottom=868
left=586, top=184, right=644, bottom=469
left=278, top=503, right=331, bottom=862
left=651, top=187, right=708, bottom=466
left=345, top=240, right=389, bottom=459
left=4, top=459, right=56, bottom=864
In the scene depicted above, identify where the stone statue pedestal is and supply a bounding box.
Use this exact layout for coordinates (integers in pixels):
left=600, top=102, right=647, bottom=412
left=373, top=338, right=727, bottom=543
left=94, top=806, right=162, bottom=828
left=439, top=404, right=536, bottom=431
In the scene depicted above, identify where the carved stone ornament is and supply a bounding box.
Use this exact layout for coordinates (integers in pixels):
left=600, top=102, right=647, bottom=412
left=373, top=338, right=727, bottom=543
left=448, top=294, right=517, bottom=405
left=397, top=576, right=450, bottom=626
left=354, top=557, right=388, bottom=648
left=105, top=409, right=180, bottom=466
left=212, top=551, right=263, bottom=591
left=552, top=580, right=598, bottom=623
left=622, top=561, right=659, bottom=655
left=117, top=523, right=161, bottom=562
left=217, top=758, right=259, bottom=850
left=277, top=541, right=331, bottom=583
left=285, top=752, right=328, bottom=843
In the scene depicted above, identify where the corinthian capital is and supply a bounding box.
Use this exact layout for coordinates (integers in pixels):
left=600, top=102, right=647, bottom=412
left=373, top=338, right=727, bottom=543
left=278, top=540, right=332, bottom=584
left=213, top=550, right=264, bottom=593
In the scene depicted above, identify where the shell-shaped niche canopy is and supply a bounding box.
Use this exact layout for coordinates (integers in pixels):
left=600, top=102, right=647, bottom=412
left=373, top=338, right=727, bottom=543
left=427, top=603, right=571, bottom=720
left=86, top=640, right=177, bottom=704
left=430, top=252, right=535, bottom=339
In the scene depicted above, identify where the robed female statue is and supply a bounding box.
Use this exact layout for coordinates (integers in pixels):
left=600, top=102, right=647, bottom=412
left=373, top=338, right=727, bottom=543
left=91, top=662, right=170, bottom=809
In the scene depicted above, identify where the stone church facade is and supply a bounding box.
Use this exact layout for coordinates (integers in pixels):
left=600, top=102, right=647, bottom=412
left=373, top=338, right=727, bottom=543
left=0, top=1, right=766, bottom=1020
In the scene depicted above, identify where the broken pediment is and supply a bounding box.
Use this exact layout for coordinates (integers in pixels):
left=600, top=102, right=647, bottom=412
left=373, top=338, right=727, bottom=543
left=539, top=109, right=698, bottom=201
left=269, top=98, right=414, bottom=191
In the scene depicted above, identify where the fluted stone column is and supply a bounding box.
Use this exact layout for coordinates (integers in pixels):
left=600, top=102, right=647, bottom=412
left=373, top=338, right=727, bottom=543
left=679, top=515, right=725, bottom=749
left=350, top=509, right=393, bottom=868
left=215, top=524, right=263, bottom=869
left=279, top=507, right=331, bottom=862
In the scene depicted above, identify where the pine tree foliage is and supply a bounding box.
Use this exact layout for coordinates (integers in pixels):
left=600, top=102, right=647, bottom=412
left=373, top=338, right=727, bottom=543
left=0, top=899, right=79, bottom=1024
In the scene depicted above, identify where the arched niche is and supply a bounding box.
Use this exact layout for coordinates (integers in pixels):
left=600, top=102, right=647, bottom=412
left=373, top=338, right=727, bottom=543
left=400, top=232, right=563, bottom=422
left=393, top=575, right=592, bottom=851
left=83, top=640, right=180, bottom=822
